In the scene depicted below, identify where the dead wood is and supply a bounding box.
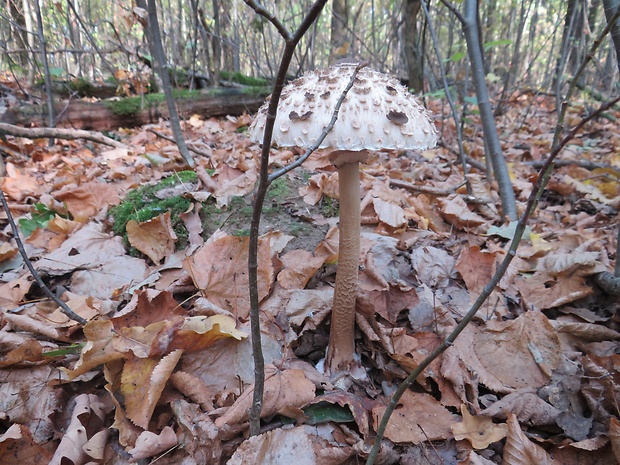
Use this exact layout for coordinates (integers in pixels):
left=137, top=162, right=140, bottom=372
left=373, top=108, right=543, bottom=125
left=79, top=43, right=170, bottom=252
left=1, top=88, right=268, bottom=131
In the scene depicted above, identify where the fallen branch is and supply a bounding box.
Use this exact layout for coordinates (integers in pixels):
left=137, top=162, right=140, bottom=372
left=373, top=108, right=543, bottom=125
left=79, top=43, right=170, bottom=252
left=147, top=128, right=211, bottom=158
left=0, top=189, right=87, bottom=325
left=0, top=122, right=125, bottom=148
left=389, top=179, right=464, bottom=196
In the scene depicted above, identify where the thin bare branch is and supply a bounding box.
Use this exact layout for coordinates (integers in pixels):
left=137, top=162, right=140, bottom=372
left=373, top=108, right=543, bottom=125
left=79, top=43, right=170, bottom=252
left=365, top=94, right=620, bottom=465
left=0, top=189, right=87, bottom=326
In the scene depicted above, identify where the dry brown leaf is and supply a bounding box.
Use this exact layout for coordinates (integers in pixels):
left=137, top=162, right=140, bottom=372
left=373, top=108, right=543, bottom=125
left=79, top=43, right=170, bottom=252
left=26, top=215, right=81, bottom=251
left=49, top=393, right=108, bottom=465
left=1, top=163, right=43, bottom=202
left=54, top=180, right=120, bottom=222
left=372, top=197, right=406, bottom=228
left=277, top=249, right=327, bottom=289
left=126, top=211, right=177, bottom=264
left=170, top=371, right=215, bottom=411
left=0, top=339, right=44, bottom=368
left=170, top=314, right=247, bottom=352
left=0, top=424, right=53, bottom=464
left=67, top=319, right=125, bottom=379
left=517, top=270, right=593, bottom=310
left=371, top=390, right=454, bottom=444
left=226, top=424, right=352, bottom=465
left=128, top=426, right=178, bottom=461
left=121, top=349, right=183, bottom=429
left=473, top=311, right=562, bottom=390
left=451, top=404, right=507, bottom=449
left=0, top=242, right=18, bottom=262
left=610, top=417, right=620, bottom=463
left=410, top=245, right=457, bottom=288
left=0, top=365, right=62, bottom=442
left=34, top=222, right=127, bottom=276
left=455, top=246, right=496, bottom=296
left=502, top=413, right=558, bottom=465
left=438, top=195, right=489, bottom=231
left=183, top=232, right=276, bottom=319
left=214, top=366, right=315, bottom=427
left=550, top=320, right=620, bottom=342
left=480, top=390, right=560, bottom=426
left=0, top=276, right=32, bottom=312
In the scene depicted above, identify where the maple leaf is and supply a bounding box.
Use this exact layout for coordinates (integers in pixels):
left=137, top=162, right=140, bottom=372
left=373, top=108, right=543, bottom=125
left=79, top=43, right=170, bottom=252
left=451, top=404, right=507, bottom=449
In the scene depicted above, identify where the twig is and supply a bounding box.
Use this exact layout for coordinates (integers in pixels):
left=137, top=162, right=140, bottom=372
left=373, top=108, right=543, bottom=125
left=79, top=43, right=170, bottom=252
left=147, top=128, right=212, bottom=158
left=244, top=0, right=329, bottom=436
left=365, top=95, right=620, bottom=465
left=389, top=179, right=465, bottom=196
left=0, top=122, right=125, bottom=148
left=0, top=189, right=87, bottom=325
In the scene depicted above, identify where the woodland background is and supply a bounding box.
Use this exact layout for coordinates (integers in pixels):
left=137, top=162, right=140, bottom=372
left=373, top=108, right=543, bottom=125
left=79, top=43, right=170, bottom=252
left=0, top=0, right=619, bottom=464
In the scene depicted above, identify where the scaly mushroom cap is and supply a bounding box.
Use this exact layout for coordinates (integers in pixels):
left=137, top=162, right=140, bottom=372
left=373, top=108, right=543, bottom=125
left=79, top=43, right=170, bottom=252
left=249, top=63, right=438, bottom=151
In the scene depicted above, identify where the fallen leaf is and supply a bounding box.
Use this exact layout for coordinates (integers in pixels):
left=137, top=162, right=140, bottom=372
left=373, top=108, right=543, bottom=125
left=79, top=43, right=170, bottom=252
left=215, top=366, right=315, bottom=427
left=451, top=404, right=507, bottom=449
left=502, top=412, right=558, bottom=465
left=371, top=390, right=454, bottom=444
left=126, top=211, right=177, bottom=264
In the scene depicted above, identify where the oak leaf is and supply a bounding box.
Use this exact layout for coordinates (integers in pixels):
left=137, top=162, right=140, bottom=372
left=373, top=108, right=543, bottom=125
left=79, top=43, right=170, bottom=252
left=451, top=404, right=507, bottom=449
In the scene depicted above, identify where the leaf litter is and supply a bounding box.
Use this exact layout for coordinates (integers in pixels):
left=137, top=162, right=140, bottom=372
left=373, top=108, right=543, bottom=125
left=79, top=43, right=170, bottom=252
left=0, top=95, right=619, bottom=464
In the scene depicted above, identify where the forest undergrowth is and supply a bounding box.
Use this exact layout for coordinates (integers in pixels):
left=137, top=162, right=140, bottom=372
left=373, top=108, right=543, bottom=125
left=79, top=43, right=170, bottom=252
left=0, top=87, right=619, bottom=464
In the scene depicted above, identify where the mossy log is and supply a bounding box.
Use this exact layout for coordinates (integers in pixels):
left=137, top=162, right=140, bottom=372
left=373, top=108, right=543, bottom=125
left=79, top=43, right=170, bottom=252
left=1, top=87, right=268, bottom=131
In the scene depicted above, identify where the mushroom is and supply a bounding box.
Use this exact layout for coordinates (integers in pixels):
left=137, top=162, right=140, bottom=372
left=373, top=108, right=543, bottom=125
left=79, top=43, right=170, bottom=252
left=250, top=63, right=437, bottom=374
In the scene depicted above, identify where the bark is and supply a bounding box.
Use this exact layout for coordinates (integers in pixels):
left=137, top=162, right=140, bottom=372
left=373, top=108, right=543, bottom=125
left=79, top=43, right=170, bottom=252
left=603, top=0, right=620, bottom=72
left=461, top=0, right=518, bottom=220
left=330, top=0, right=349, bottom=60
left=1, top=89, right=267, bottom=130
left=145, top=0, right=194, bottom=166
left=404, top=0, right=424, bottom=92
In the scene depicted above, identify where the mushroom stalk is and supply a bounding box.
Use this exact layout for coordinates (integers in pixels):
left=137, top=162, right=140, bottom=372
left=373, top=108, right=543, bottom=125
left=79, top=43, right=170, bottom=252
left=326, top=150, right=368, bottom=373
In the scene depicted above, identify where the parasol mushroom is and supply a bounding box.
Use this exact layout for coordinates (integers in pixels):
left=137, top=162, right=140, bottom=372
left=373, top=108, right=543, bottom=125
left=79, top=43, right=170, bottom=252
left=250, top=63, right=438, bottom=374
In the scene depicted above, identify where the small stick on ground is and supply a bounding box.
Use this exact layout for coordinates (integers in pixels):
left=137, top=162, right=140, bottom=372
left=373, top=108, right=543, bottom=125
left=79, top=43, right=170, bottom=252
left=0, top=189, right=87, bottom=325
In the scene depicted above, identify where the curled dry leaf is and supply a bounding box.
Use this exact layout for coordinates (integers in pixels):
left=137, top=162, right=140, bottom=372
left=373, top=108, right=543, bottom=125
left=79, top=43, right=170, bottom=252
left=451, top=404, right=507, bottom=449
left=128, top=425, right=178, bottom=461
left=502, top=413, right=558, bottom=465
left=121, top=349, right=183, bottom=429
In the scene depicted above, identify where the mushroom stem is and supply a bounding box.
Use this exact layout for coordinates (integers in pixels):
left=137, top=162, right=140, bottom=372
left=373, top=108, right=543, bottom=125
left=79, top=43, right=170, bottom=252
left=326, top=150, right=368, bottom=373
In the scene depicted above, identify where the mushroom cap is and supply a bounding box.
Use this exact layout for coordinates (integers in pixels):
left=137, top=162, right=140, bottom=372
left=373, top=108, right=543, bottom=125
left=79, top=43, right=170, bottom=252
left=249, top=63, right=438, bottom=152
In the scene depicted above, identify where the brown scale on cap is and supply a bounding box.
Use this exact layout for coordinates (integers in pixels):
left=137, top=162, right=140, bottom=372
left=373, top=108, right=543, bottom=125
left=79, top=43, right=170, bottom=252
left=250, top=63, right=438, bottom=376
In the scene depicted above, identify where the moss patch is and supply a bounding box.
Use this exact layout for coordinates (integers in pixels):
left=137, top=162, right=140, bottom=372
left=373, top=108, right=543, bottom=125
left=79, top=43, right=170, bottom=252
left=109, top=170, right=199, bottom=249
left=103, top=90, right=203, bottom=116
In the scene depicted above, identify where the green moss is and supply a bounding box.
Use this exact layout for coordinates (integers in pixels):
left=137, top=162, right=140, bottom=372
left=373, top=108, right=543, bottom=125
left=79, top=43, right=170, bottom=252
left=69, top=78, right=95, bottom=96
left=104, top=89, right=203, bottom=116
left=109, top=171, right=199, bottom=249
left=267, top=176, right=289, bottom=200
left=320, top=196, right=339, bottom=218
left=221, top=71, right=269, bottom=87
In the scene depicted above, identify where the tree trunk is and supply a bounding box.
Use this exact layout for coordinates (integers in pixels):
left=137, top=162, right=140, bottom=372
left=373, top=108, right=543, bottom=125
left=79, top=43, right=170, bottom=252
left=603, top=0, right=620, bottom=72
left=143, top=0, right=194, bottom=166
left=404, top=0, right=424, bottom=92
left=330, top=0, right=349, bottom=60
left=461, top=0, right=517, bottom=220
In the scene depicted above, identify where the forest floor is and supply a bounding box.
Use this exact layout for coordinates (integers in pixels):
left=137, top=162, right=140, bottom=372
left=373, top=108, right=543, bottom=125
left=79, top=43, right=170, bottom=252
left=0, top=87, right=619, bottom=465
